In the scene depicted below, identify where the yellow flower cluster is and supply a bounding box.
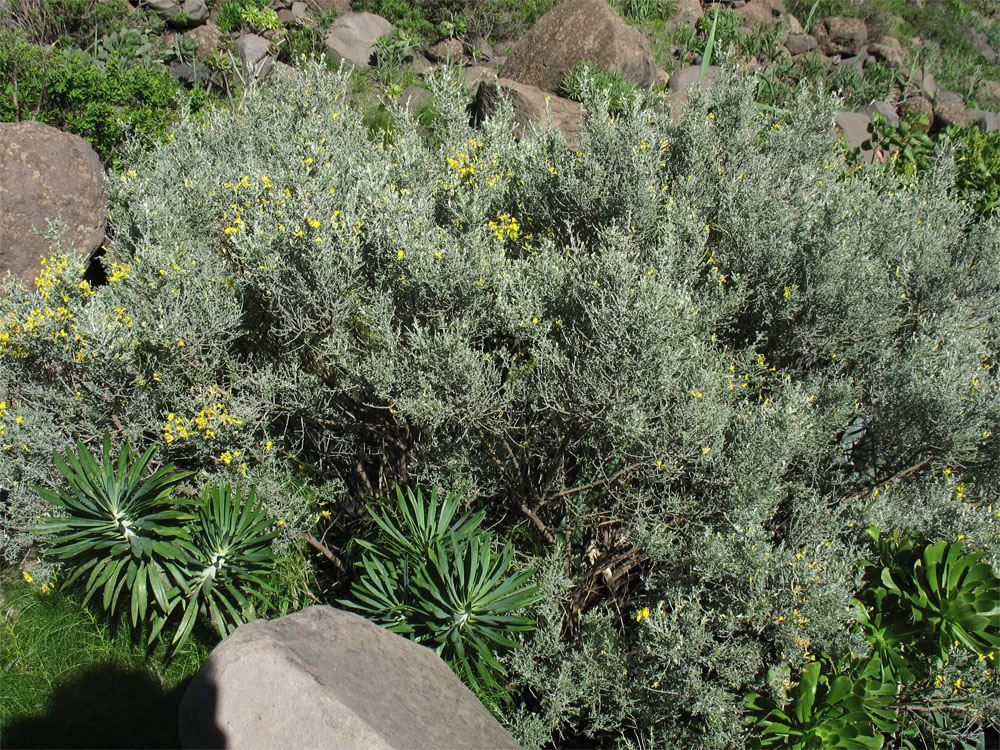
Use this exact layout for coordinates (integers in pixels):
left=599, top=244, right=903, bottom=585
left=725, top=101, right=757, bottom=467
left=440, top=139, right=506, bottom=190
left=163, top=397, right=243, bottom=444
left=488, top=212, right=521, bottom=242
left=34, top=253, right=86, bottom=302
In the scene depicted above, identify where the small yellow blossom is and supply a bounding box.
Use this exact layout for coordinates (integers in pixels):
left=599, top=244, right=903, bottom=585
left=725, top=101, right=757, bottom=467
left=635, top=607, right=651, bottom=623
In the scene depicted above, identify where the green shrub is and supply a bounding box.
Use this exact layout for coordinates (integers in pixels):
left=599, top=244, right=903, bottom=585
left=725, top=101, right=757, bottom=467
left=0, top=31, right=205, bottom=162
left=1, top=63, right=997, bottom=745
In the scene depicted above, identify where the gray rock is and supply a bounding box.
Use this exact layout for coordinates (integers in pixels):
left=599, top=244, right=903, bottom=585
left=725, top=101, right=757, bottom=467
left=837, top=50, right=867, bottom=76
left=784, top=12, right=803, bottom=34
left=965, top=27, right=998, bottom=63
left=900, top=95, right=934, bottom=131
left=178, top=606, right=520, bottom=750
left=276, top=8, right=295, bottom=23
left=915, top=69, right=936, bottom=100
left=323, top=11, right=393, bottom=69
left=184, top=21, right=222, bottom=60
left=668, top=64, right=723, bottom=93
left=465, top=35, right=493, bottom=62
left=408, top=51, right=433, bottom=74
left=290, top=1, right=308, bottom=19
left=978, top=79, right=1000, bottom=107
left=735, top=0, right=778, bottom=30
left=867, top=35, right=903, bottom=67
left=463, top=65, right=499, bottom=87
left=814, top=16, right=868, bottom=56
left=171, top=60, right=213, bottom=83
left=835, top=110, right=873, bottom=161
left=784, top=33, right=817, bottom=55
left=180, top=0, right=209, bottom=23
left=473, top=78, right=584, bottom=149
left=0, top=121, right=106, bottom=289
left=501, top=0, right=659, bottom=93
left=665, top=0, right=703, bottom=31
left=934, top=89, right=967, bottom=128
left=862, top=99, right=900, bottom=128
left=146, top=0, right=180, bottom=14
left=395, top=85, right=432, bottom=114
left=966, top=108, right=999, bottom=132
left=425, top=37, right=463, bottom=62
left=307, top=0, right=349, bottom=11
left=237, top=33, right=273, bottom=77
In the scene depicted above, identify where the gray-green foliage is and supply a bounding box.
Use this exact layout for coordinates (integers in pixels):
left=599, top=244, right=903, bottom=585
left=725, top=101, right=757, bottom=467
left=1, top=62, right=998, bottom=746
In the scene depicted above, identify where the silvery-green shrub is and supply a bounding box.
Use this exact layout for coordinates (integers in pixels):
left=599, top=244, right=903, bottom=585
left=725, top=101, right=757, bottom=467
left=1, top=61, right=997, bottom=746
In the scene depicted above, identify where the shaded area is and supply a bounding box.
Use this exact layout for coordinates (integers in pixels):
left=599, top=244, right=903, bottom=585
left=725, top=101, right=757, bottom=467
left=1, top=663, right=190, bottom=749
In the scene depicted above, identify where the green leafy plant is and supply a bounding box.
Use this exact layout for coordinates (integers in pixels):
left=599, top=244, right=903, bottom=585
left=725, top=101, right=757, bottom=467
left=169, top=484, right=278, bottom=650
left=745, top=658, right=897, bottom=749
left=216, top=0, right=251, bottom=33
left=95, top=30, right=152, bottom=69
left=858, top=110, right=936, bottom=176
left=864, top=527, right=1000, bottom=663
left=560, top=60, right=640, bottom=114
left=241, top=3, right=282, bottom=31
left=611, top=0, right=675, bottom=25
left=0, top=31, right=206, bottom=162
left=173, top=35, right=200, bottom=65
left=31, top=432, right=195, bottom=628
left=340, top=486, right=541, bottom=693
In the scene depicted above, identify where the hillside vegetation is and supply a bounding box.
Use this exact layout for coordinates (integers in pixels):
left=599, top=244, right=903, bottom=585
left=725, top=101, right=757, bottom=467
left=1, top=1, right=999, bottom=748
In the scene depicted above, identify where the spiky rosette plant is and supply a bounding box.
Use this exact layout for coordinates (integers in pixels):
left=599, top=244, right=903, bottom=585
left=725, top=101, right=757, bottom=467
left=170, top=483, right=279, bottom=651
left=32, top=431, right=195, bottom=628
left=341, top=486, right=541, bottom=695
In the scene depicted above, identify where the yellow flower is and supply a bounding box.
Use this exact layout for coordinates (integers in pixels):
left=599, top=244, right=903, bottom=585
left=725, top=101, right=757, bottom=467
left=21, top=570, right=33, bottom=584
left=635, top=607, right=651, bottom=623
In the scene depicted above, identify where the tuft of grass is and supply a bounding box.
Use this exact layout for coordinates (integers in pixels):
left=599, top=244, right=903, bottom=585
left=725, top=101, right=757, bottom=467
left=0, top=572, right=212, bottom=749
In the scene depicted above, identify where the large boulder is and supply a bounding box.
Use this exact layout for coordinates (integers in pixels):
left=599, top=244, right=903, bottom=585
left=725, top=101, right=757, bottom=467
left=178, top=606, right=520, bottom=750
left=0, top=121, right=106, bottom=289
left=323, top=12, right=393, bottom=69
left=473, top=78, right=584, bottom=149
left=500, top=0, right=659, bottom=94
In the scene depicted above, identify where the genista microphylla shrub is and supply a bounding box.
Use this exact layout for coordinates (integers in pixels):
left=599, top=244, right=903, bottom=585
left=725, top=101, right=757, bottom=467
left=1, top=62, right=998, bottom=746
